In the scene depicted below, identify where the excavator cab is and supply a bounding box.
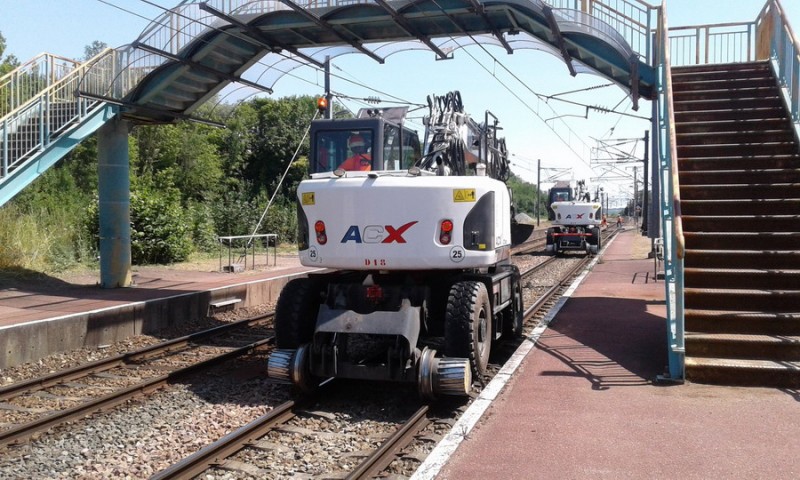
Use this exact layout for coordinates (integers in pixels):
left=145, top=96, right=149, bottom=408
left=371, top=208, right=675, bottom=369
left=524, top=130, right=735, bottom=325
left=310, top=107, right=421, bottom=174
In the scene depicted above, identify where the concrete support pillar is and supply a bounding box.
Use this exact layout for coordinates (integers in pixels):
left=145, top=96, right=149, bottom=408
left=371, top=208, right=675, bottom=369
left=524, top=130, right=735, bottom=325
left=97, top=116, right=132, bottom=288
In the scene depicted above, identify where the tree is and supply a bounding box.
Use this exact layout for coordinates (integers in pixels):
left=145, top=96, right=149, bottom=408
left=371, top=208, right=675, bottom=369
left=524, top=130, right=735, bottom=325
left=507, top=173, right=540, bottom=217
left=131, top=121, right=223, bottom=204
left=244, top=96, right=317, bottom=199
left=1, top=32, right=20, bottom=74
left=84, top=41, right=108, bottom=60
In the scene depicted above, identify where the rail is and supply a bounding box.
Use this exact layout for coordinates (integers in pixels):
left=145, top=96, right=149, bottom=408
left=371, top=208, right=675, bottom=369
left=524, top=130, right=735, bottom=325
left=655, top=0, right=685, bottom=381
left=668, top=22, right=756, bottom=66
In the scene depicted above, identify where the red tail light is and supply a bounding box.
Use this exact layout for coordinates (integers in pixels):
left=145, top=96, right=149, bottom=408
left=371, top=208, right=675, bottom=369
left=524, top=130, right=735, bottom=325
left=315, top=221, right=327, bottom=245
left=439, top=219, right=453, bottom=245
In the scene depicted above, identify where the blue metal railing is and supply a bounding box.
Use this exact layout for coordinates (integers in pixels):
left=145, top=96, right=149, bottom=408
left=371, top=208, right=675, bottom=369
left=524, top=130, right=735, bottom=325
left=655, top=0, right=685, bottom=381
left=664, top=0, right=799, bottom=141
left=757, top=0, right=800, bottom=140
left=545, top=0, right=657, bottom=63
left=0, top=50, right=113, bottom=196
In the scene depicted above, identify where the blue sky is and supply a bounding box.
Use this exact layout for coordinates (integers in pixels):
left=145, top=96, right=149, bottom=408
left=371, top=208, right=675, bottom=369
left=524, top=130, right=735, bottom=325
left=2, top=0, right=798, bottom=202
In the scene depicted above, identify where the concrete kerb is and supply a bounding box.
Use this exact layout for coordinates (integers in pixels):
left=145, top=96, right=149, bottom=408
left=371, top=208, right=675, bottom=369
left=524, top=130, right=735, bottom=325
left=0, top=269, right=321, bottom=368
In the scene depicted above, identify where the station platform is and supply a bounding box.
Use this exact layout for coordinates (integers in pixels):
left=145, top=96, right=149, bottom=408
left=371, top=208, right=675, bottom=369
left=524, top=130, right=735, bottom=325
left=0, top=256, right=320, bottom=368
left=417, top=228, right=800, bottom=480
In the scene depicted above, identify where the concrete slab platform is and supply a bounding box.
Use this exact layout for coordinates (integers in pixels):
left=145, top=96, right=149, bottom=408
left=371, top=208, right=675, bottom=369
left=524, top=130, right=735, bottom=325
left=418, top=229, right=800, bottom=480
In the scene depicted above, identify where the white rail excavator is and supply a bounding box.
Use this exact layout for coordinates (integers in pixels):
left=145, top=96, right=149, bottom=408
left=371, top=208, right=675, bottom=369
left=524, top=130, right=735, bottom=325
left=545, top=180, right=603, bottom=256
left=268, top=91, right=533, bottom=399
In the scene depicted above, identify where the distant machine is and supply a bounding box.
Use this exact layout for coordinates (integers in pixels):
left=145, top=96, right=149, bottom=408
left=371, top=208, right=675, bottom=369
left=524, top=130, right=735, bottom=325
left=268, top=91, right=530, bottom=399
left=545, top=180, right=603, bottom=256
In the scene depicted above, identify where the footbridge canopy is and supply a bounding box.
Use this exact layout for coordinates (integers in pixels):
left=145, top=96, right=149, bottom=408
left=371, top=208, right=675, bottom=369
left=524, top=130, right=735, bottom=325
left=80, top=0, right=657, bottom=124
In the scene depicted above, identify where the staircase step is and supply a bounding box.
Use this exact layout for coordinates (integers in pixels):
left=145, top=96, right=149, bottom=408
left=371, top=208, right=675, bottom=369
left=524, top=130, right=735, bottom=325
left=684, top=268, right=800, bottom=289
left=684, top=249, right=800, bottom=269
left=685, top=309, right=800, bottom=334
left=672, top=62, right=771, bottom=78
left=674, top=107, right=787, bottom=123
left=685, top=356, right=800, bottom=388
left=676, top=129, right=794, bottom=145
left=686, top=333, right=800, bottom=361
left=679, top=154, right=799, bottom=171
left=673, top=96, right=783, bottom=112
left=680, top=183, right=800, bottom=200
left=682, top=215, right=800, bottom=232
left=677, top=142, right=797, bottom=157
left=680, top=168, right=800, bottom=185
left=681, top=199, right=800, bottom=216
left=685, top=287, right=800, bottom=311
left=683, top=232, right=800, bottom=250
left=672, top=76, right=776, bottom=92
left=673, top=86, right=778, bottom=102
left=675, top=118, right=791, bottom=135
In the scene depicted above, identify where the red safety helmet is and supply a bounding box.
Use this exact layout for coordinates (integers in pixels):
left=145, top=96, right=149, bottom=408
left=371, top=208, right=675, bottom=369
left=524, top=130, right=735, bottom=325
left=349, top=134, right=366, bottom=149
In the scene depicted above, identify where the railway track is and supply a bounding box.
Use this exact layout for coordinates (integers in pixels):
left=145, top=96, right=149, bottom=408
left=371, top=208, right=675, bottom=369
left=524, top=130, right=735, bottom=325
left=150, top=388, right=442, bottom=480
left=0, top=228, right=620, bottom=477
left=144, top=230, right=621, bottom=479
left=0, top=315, right=275, bottom=449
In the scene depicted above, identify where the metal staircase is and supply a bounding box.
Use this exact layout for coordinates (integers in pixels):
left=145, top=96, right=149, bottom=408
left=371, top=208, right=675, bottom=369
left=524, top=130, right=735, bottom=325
left=0, top=52, right=117, bottom=205
left=673, top=61, right=800, bottom=388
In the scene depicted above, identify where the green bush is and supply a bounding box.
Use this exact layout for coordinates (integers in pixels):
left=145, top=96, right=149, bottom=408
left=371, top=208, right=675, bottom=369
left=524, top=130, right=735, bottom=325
left=84, top=176, right=194, bottom=265
left=129, top=190, right=193, bottom=264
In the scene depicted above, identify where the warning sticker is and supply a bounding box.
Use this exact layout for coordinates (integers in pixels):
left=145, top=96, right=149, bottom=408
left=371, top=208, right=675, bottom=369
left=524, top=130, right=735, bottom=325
left=453, top=189, right=476, bottom=202
left=301, top=192, right=315, bottom=205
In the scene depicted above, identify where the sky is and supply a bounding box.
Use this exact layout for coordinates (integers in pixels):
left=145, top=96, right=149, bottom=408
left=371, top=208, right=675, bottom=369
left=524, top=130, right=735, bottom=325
left=2, top=0, right=798, bottom=205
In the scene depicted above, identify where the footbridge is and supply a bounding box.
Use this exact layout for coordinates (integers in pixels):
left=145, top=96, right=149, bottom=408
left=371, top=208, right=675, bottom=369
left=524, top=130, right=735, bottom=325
left=1, top=0, right=798, bottom=382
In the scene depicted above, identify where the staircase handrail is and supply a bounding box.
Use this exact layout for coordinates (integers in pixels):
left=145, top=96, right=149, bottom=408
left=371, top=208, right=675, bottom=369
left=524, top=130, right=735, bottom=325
left=1, top=49, right=114, bottom=123
left=1, top=48, right=114, bottom=178
left=545, top=0, right=658, bottom=63
left=79, top=0, right=294, bottom=104
left=0, top=52, right=82, bottom=120
left=656, top=0, right=685, bottom=380
left=756, top=0, right=800, bottom=139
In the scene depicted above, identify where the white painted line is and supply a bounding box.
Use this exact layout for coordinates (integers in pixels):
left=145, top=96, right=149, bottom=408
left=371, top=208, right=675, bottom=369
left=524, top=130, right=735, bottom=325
left=411, top=234, right=619, bottom=480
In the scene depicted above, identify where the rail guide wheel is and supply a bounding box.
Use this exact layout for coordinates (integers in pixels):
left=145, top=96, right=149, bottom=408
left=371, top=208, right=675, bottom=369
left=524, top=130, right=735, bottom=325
left=417, top=347, right=472, bottom=400
left=267, top=344, right=319, bottom=393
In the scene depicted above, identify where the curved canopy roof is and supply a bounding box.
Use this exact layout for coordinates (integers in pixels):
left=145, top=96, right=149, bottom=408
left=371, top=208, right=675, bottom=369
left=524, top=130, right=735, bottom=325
left=79, top=0, right=656, bottom=124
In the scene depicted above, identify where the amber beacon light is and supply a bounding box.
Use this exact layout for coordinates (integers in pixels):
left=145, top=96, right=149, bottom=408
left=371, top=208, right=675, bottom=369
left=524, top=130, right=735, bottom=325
left=316, top=97, right=328, bottom=114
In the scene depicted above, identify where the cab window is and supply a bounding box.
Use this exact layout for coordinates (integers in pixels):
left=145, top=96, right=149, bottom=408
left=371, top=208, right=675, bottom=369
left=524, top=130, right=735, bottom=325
left=313, top=130, right=373, bottom=173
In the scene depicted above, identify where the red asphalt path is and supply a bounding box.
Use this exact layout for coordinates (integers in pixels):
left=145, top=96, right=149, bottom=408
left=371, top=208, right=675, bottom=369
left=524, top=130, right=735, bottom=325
left=415, top=228, right=800, bottom=480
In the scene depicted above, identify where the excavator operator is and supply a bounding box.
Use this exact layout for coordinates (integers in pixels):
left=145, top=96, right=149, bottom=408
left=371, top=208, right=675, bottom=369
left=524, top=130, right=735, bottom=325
left=338, top=134, right=372, bottom=171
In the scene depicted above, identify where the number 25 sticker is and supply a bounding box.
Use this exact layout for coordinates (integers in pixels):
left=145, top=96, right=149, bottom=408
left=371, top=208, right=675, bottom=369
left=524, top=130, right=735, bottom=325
left=450, top=246, right=465, bottom=263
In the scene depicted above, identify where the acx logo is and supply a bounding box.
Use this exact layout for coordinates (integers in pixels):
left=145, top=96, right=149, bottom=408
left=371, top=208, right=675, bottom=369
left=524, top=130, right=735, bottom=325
left=341, top=221, right=418, bottom=244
